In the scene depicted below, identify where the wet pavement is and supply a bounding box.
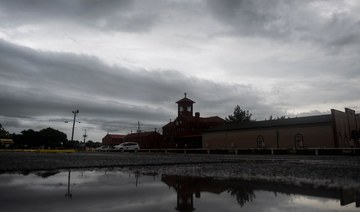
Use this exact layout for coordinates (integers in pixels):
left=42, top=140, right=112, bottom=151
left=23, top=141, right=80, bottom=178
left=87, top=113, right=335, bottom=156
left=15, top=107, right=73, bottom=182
left=0, top=169, right=358, bottom=211
left=1, top=152, right=360, bottom=190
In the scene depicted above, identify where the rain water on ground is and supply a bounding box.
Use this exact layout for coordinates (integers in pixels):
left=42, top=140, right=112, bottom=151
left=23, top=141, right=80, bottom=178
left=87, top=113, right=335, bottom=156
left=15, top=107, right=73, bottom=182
left=0, top=169, right=358, bottom=212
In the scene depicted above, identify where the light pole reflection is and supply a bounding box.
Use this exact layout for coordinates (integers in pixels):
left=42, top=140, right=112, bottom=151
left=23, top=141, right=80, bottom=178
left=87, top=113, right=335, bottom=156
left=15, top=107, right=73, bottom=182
left=65, top=170, right=72, bottom=198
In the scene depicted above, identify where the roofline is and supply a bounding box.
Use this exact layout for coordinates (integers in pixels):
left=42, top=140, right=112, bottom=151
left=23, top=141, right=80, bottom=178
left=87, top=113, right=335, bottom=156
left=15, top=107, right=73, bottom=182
left=176, top=97, right=195, bottom=104
left=205, top=114, right=332, bottom=133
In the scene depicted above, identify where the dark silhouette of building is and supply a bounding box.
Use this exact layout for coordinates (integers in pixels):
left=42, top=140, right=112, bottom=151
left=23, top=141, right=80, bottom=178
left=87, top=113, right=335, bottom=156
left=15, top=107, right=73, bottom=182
left=102, top=134, right=125, bottom=146
left=125, top=131, right=163, bottom=149
left=162, top=93, right=224, bottom=148
left=162, top=175, right=227, bottom=211
left=162, top=174, right=360, bottom=211
left=203, top=108, right=360, bottom=149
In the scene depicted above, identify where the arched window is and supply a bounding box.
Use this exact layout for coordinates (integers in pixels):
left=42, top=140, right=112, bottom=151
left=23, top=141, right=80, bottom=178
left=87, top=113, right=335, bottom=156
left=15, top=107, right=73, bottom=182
left=256, top=135, right=265, bottom=148
left=294, top=133, right=304, bottom=148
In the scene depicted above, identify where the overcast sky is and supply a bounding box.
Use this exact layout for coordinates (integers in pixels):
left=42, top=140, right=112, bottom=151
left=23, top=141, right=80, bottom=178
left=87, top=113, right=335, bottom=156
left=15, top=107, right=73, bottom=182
left=1, top=0, right=359, bottom=142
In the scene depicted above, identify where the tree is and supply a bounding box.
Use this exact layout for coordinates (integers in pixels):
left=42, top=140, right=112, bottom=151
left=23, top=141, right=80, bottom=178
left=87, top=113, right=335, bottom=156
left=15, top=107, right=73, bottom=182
left=19, top=129, right=40, bottom=147
left=39, top=127, right=67, bottom=148
left=225, top=105, right=253, bottom=124
left=14, top=127, right=67, bottom=148
left=267, top=115, right=288, bottom=121
left=0, top=124, right=10, bottom=138
left=227, top=187, right=256, bottom=207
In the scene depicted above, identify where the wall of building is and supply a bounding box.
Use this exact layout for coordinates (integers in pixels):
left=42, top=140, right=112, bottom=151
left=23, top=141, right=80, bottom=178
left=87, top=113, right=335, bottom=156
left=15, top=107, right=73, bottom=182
left=125, top=133, right=163, bottom=149
left=102, top=134, right=124, bottom=146
left=203, top=124, right=334, bottom=149
left=331, top=108, right=359, bottom=147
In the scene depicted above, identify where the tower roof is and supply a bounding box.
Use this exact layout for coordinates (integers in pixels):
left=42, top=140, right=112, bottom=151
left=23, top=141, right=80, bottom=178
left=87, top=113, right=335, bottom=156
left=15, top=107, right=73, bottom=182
left=176, top=93, right=195, bottom=104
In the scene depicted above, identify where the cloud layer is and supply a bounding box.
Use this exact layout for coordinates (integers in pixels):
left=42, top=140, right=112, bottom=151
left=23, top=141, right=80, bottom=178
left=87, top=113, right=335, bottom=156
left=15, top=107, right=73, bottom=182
left=0, top=0, right=359, bottom=141
left=0, top=39, right=275, bottom=140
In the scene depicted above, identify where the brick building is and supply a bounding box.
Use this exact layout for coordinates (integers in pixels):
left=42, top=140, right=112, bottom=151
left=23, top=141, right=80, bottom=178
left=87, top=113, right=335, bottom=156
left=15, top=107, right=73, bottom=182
left=203, top=108, right=360, bottom=149
left=163, top=94, right=225, bottom=148
left=124, top=131, right=163, bottom=149
left=102, top=134, right=125, bottom=146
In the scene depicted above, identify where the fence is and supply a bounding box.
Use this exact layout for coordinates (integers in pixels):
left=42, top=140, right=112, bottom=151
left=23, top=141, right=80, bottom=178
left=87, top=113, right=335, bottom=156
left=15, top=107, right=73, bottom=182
left=136, top=148, right=360, bottom=155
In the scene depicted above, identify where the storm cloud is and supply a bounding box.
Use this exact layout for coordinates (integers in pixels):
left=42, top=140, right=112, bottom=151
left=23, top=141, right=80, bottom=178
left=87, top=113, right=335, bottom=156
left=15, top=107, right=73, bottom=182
left=0, top=39, right=273, bottom=140
left=0, top=0, right=359, bottom=141
left=207, top=0, right=360, bottom=49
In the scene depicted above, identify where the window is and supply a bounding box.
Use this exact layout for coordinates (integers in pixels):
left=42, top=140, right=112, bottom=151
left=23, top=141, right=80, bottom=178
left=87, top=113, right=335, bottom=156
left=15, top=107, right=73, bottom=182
left=179, top=106, right=184, bottom=112
left=187, top=106, right=191, bottom=111
left=256, top=135, right=264, bottom=148
left=295, top=133, right=304, bottom=148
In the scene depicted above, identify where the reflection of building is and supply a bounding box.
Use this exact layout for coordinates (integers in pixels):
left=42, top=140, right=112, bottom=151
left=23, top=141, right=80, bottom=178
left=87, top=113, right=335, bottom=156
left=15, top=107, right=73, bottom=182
left=203, top=108, right=360, bottom=149
left=102, top=134, right=125, bottom=146
left=124, top=131, right=163, bottom=149
left=162, top=175, right=360, bottom=210
left=163, top=94, right=224, bottom=148
left=162, top=175, right=227, bottom=211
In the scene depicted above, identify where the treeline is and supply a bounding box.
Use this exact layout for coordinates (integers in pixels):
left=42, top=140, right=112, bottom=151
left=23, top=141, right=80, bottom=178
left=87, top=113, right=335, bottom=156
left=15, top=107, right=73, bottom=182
left=0, top=124, right=99, bottom=149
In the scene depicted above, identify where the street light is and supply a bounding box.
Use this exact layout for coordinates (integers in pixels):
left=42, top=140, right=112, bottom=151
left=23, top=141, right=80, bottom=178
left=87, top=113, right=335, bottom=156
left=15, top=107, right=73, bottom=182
left=71, top=110, right=79, bottom=142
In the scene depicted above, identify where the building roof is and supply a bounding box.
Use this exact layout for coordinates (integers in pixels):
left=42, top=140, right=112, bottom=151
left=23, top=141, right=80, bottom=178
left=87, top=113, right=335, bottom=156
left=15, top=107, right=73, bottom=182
left=105, top=134, right=126, bottom=139
left=176, top=97, right=195, bottom=104
left=176, top=93, right=195, bottom=104
left=200, top=116, right=224, bottom=123
left=206, top=114, right=332, bottom=133
left=181, top=115, right=224, bottom=123
left=163, top=115, right=224, bottom=128
left=126, top=131, right=160, bottom=138
left=162, top=121, right=173, bottom=128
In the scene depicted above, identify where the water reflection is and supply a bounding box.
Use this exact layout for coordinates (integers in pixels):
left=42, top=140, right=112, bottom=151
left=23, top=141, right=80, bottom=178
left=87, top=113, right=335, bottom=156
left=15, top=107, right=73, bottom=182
left=162, top=174, right=360, bottom=211
left=65, top=171, right=72, bottom=198
left=161, top=175, right=256, bottom=211
left=0, top=169, right=358, bottom=212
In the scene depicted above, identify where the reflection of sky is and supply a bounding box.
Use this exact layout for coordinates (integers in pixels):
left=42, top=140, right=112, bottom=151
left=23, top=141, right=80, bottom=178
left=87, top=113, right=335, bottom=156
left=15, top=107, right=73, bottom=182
left=290, top=195, right=357, bottom=212
left=0, top=170, right=175, bottom=212
left=0, top=170, right=358, bottom=212
left=195, top=191, right=358, bottom=212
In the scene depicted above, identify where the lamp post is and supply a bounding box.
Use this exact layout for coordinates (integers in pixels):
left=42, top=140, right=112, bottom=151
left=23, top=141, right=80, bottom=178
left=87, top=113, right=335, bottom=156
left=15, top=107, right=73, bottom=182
left=71, top=110, right=79, bottom=142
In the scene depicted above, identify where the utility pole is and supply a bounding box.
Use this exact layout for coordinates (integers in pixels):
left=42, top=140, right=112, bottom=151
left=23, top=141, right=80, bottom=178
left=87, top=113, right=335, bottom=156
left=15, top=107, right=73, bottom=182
left=137, top=121, right=141, bottom=147
left=82, top=129, right=87, bottom=143
left=71, top=110, right=79, bottom=142
left=137, top=121, right=141, bottom=133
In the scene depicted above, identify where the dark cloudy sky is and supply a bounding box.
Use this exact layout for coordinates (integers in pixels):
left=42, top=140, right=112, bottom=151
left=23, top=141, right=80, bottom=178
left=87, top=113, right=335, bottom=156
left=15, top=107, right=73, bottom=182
left=1, top=0, right=359, bottom=142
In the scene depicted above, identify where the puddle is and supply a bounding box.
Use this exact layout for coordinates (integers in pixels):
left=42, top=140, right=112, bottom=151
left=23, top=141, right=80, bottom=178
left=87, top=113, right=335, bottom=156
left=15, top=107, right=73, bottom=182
left=0, top=169, right=358, bottom=211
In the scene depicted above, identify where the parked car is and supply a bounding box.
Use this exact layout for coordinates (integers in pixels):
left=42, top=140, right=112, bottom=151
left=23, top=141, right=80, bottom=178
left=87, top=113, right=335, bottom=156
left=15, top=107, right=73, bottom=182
left=114, top=142, right=140, bottom=151
left=95, top=145, right=113, bottom=152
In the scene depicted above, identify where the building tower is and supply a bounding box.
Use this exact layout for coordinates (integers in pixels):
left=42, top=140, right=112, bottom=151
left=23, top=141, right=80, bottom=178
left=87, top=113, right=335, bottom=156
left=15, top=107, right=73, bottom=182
left=176, top=93, right=195, bottom=118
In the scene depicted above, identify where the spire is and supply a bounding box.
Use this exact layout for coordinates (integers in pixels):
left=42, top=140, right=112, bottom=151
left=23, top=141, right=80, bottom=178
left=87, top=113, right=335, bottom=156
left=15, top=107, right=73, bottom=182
left=184, top=92, right=187, bottom=98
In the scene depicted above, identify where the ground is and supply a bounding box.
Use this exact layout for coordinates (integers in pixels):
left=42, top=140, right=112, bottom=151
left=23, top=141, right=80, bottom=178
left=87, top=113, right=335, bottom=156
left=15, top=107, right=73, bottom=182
left=0, top=152, right=359, bottom=190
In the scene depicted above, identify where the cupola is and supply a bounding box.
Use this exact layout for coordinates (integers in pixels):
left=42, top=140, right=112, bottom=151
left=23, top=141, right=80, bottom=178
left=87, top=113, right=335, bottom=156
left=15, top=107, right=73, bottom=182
left=176, top=93, right=195, bottom=117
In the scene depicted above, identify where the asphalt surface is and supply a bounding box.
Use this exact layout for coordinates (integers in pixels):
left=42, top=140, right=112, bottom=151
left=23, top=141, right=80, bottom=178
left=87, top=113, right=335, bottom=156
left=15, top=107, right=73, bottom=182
left=1, top=151, right=359, bottom=189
